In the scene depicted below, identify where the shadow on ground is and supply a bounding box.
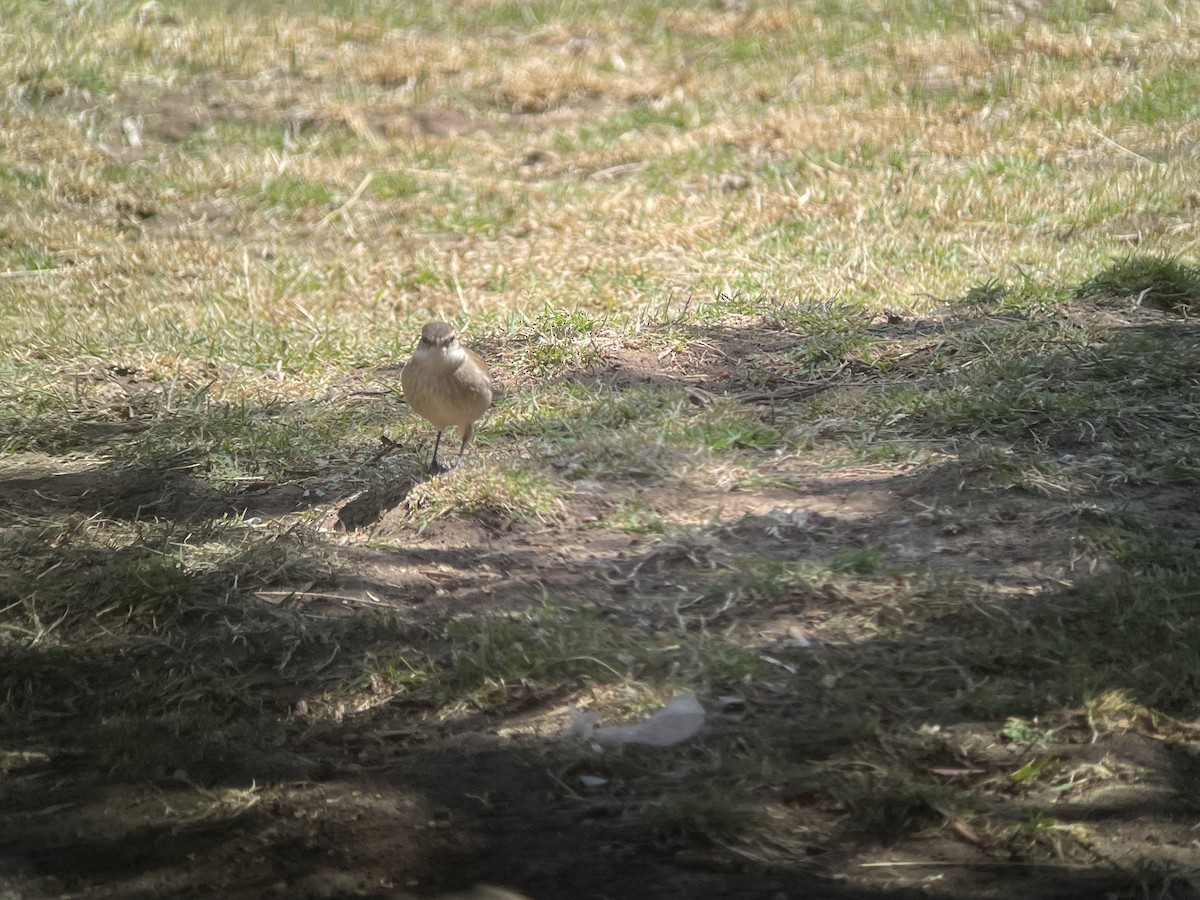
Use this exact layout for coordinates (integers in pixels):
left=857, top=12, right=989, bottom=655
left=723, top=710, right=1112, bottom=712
left=5, top=274, right=1200, bottom=898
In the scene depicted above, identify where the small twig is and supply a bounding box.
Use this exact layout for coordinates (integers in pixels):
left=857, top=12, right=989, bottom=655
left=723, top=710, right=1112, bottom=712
left=1085, top=123, right=1160, bottom=168
left=0, top=268, right=67, bottom=278
left=255, top=590, right=395, bottom=608
left=370, top=433, right=403, bottom=464
left=318, top=171, right=374, bottom=227
left=545, top=768, right=586, bottom=800
left=734, top=383, right=837, bottom=403
left=710, top=839, right=772, bottom=865
left=589, top=161, right=647, bottom=181
left=311, top=644, right=341, bottom=674
left=549, top=656, right=627, bottom=679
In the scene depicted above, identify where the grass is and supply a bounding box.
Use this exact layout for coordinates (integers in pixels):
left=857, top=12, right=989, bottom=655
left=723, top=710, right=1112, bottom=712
left=967, top=536, right=1200, bottom=716
left=645, top=789, right=758, bottom=842
left=821, top=772, right=974, bottom=844
left=441, top=606, right=641, bottom=706
left=403, top=466, right=566, bottom=530
left=1077, top=254, right=1200, bottom=311
left=0, top=520, right=351, bottom=758
left=259, top=176, right=334, bottom=212
left=4, top=0, right=1200, bottom=895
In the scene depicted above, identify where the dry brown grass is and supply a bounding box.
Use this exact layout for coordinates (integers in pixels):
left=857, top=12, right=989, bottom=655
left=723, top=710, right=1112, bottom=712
left=3, top=0, right=1198, bottom=352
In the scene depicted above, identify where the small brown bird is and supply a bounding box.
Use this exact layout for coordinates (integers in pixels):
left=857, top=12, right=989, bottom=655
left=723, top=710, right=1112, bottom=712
left=401, top=321, right=492, bottom=472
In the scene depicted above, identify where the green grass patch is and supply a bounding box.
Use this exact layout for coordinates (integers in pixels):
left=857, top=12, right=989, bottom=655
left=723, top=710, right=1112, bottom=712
left=567, top=102, right=697, bottom=151
left=602, top=499, right=666, bottom=534
left=956, top=535, right=1200, bottom=716
left=419, top=185, right=526, bottom=238
left=439, top=599, right=768, bottom=708
left=1089, top=67, right=1200, bottom=125
left=0, top=166, right=47, bottom=191
left=181, top=120, right=286, bottom=155
left=819, top=771, right=972, bottom=844
left=772, top=302, right=880, bottom=371
left=370, top=171, right=424, bottom=200
left=260, top=176, right=334, bottom=211
left=442, top=606, right=638, bottom=707
left=0, top=239, right=56, bottom=273
left=403, top=466, right=565, bottom=531
left=1077, top=254, right=1200, bottom=311
left=674, top=401, right=781, bottom=451
left=0, top=519, right=347, bottom=753
left=644, top=789, right=758, bottom=842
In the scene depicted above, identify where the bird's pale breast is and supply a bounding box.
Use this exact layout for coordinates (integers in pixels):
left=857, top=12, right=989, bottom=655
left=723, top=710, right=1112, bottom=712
left=402, top=349, right=491, bottom=430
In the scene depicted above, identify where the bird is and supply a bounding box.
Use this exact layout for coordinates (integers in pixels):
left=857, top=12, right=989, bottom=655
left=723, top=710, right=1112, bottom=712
left=401, top=321, right=492, bottom=473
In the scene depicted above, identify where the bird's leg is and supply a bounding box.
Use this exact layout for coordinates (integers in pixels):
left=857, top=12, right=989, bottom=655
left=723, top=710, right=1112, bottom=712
left=456, top=422, right=474, bottom=463
left=429, top=429, right=446, bottom=473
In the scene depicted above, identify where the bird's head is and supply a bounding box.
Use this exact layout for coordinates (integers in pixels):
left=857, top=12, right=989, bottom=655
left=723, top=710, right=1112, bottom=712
left=419, top=321, right=459, bottom=351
